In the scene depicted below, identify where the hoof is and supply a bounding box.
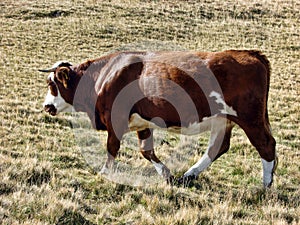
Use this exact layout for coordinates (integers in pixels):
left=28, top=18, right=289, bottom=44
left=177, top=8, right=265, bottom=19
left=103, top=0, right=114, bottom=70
left=175, top=175, right=197, bottom=187
left=166, top=175, right=176, bottom=185
left=100, top=165, right=110, bottom=175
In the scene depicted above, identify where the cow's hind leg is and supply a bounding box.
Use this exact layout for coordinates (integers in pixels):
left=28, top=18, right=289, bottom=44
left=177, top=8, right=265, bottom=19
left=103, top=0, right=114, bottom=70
left=179, top=118, right=232, bottom=185
left=213, top=121, right=235, bottom=161
left=137, top=129, right=173, bottom=183
left=240, top=123, right=277, bottom=187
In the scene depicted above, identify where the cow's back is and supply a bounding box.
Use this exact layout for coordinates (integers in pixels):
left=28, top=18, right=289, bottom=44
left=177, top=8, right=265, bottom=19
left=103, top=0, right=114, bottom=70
left=96, top=50, right=270, bottom=128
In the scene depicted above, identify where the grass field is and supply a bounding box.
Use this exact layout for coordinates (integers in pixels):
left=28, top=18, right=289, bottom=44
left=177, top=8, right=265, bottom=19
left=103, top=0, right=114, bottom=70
left=0, top=0, right=299, bottom=224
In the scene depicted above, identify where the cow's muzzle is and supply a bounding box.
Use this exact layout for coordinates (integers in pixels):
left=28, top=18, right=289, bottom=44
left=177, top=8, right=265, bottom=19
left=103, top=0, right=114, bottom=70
left=44, top=104, right=57, bottom=116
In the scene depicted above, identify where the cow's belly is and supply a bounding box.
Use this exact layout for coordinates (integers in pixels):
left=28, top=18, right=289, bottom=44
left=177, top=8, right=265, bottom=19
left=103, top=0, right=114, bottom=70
left=128, top=113, right=213, bottom=135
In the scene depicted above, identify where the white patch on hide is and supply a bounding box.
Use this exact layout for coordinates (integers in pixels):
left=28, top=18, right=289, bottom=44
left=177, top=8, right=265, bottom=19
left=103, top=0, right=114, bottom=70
left=209, top=91, right=237, bottom=116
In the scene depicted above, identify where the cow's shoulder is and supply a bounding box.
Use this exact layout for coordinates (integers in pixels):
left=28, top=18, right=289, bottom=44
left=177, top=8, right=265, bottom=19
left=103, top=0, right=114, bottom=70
left=95, top=52, right=145, bottom=96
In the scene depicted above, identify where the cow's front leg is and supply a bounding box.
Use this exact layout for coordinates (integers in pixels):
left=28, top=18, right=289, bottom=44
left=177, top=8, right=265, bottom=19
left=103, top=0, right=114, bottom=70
left=137, top=129, right=173, bottom=183
left=100, top=132, right=121, bottom=175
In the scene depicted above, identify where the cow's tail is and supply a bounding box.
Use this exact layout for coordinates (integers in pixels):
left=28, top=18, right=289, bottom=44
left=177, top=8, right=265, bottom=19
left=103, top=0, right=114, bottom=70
left=250, top=50, right=272, bottom=129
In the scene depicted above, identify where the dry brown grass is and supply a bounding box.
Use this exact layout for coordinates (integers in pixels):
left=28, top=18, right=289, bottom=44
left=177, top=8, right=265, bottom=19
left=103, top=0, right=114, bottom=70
left=0, top=0, right=299, bottom=224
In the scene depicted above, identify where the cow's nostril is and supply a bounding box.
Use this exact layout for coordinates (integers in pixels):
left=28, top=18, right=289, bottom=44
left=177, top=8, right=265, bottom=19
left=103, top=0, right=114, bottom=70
left=44, top=104, right=57, bottom=116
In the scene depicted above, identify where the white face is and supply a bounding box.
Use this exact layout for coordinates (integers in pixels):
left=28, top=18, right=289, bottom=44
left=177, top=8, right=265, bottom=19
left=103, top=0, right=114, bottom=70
left=43, top=72, right=74, bottom=115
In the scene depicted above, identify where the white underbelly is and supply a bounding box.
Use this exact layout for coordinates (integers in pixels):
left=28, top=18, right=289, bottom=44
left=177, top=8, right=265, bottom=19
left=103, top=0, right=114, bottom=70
left=128, top=113, right=213, bottom=135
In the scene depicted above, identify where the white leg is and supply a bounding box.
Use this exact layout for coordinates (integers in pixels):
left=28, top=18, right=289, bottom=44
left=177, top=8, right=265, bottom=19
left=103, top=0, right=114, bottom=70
left=151, top=160, right=172, bottom=180
left=183, top=118, right=226, bottom=178
left=100, top=155, right=115, bottom=175
left=183, top=152, right=212, bottom=177
left=100, top=163, right=111, bottom=175
left=262, top=158, right=275, bottom=187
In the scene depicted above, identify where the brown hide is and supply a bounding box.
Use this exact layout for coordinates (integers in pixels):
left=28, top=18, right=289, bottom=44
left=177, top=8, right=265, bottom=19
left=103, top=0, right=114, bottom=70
left=56, top=50, right=271, bottom=133
left=44, top=49, right=277, bottom=186
left=50, top=50, right=275, bottom=167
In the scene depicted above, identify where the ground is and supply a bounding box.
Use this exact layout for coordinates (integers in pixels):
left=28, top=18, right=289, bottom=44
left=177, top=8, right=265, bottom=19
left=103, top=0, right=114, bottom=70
left=0, top=0, right=299, bottom=224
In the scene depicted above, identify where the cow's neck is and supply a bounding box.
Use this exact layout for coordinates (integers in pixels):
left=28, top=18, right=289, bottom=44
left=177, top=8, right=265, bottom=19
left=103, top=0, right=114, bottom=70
left=73, top=60, right=109, bottom=130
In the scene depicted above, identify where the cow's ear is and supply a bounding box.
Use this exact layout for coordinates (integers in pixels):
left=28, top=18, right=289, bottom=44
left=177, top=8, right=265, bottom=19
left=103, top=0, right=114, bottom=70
left=56, top=67, right=70, bottom=88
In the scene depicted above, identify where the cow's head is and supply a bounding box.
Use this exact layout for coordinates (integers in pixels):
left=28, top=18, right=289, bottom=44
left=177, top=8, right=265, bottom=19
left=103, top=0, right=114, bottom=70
left=40, top=61, right=76, bottom=116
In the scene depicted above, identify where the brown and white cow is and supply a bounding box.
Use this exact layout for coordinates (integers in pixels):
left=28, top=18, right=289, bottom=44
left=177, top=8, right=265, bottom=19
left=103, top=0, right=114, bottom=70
left=40, top=50, right=277, bottom=187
